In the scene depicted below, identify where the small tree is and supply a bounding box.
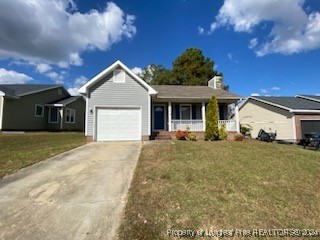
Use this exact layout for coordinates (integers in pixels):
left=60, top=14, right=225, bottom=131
left=205, top=95, right=219, bottom=140
left=218, top=123, right=228, bottom=140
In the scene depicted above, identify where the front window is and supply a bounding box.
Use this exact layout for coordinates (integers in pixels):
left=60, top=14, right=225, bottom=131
left=66, top=108, right=76, bottom=123
left=35, top=104, right=44, bottom=117
left=49, top=108, right=58, bottom=123
left=180, top=105, right=191, bottom=120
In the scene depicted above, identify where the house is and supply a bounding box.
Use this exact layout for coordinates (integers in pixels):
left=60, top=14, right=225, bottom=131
left=239, top=95, right=320, bottom=141
left=78, top=60, right=242, bottom=141
left=0, top=84, right=85, bottom=131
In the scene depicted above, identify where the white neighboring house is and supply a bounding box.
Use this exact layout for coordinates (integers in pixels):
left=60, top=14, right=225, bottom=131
left=239, top=95, right=320, bottom=141
left=78, top=60, right=242, bottom=141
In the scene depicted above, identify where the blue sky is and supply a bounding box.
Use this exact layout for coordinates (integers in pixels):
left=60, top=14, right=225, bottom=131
left=0, top=0, right=320, bottom=97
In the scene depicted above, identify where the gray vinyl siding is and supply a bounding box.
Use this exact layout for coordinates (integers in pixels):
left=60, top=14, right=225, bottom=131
left=87, top=68, right=149, bottom=137
left=2, top=87, right=69, bottom=130
left=63, top=98, right=85, bottom=131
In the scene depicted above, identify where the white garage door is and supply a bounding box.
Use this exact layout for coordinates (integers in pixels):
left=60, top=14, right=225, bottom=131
left=96, top=108, right=141, bottom=141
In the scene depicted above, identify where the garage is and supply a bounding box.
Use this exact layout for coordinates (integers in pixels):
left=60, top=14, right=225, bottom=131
left=301, top=120, right=320, bottom=138
left=96, top=108, right=141, bottom=141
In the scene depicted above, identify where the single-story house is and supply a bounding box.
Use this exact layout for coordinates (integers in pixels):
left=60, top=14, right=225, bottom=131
left=0, top=84, right=85, bottom=131
left=78, top=60, right=242, bottom=141
left=239, top=95, right=320, bottom=141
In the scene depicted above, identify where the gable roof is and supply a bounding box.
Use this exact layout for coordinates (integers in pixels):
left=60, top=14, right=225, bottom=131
left=240, top=96, right=320, bottom=113
left=296, top=94, right=320, bottom=103
left=0, top=84, right=66, bottom=98
left=78, top=60, right=157, bottom=95
left=151, top=85, right=243, bottom=100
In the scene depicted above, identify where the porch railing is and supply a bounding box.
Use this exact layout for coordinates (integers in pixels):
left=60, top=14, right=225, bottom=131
left=170, top=120, right=237, bottom=132
left=171, top=120, right=203, bottom=131
left=218, top=120, right=237, bottom=131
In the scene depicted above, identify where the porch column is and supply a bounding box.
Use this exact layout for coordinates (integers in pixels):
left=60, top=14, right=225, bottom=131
left=235, top=105, right=240, bottom=133
left=202, top=102, right=206, bottom=131
left=168, top=102, right=172, bottom=131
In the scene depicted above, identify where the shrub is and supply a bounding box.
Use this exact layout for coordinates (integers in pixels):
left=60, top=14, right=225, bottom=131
left=205, top=95, right=219, bottom=140
left=218, top=123, right=228, bottom=140
left=233, top=133, right=244, bottom=141
left=176, top=130, right=188, bottom=140
left=188, top=132, right=197, bottom=141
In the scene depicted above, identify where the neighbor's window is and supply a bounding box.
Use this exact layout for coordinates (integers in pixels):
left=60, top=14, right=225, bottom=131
left=49, top=108, right=58, bottom=123
left=113, top=69, right=125, bottom=83
left=180, top=105, right=191, bottom=120
left=35, top=104, right=44, bottom=117
left=66, top=108, right=76, bottom=123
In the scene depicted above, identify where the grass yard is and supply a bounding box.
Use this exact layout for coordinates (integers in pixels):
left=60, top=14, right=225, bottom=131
left=119, top=140, right=320, bottom=239
left=0, top=132, right=86, bottom=178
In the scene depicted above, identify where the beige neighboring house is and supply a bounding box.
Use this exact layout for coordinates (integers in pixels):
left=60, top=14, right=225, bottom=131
left=239, top=95, right=320, bottom=141
left=0, top=84, right=85, bottom=131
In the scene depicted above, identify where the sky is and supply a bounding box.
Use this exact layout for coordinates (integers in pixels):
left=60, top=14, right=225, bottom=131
left=0, top=0, right=320, bottom=97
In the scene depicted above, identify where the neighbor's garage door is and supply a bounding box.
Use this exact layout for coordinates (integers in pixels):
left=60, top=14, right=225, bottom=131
left=301, top=120, right=320, bottom=138
left=96, top=108, right=141, bottom=141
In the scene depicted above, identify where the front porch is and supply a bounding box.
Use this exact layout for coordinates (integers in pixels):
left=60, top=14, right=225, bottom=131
left=152, top=101, right=240, bottom=133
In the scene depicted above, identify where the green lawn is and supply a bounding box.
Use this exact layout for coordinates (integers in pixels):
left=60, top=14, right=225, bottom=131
left=0, top=132, right=86, bottom=178
left=119, top=140, right=320, bottom=239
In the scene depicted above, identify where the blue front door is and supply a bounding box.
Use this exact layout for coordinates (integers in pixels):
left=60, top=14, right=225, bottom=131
left=154, top=105, right=165, bottom=130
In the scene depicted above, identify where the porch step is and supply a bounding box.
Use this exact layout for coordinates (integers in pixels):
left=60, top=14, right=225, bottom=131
left=153, top=131, right=171, bottom=140
left=155, top=135, right=171, bottom=140
left=157, top=131, right=170, bottom=135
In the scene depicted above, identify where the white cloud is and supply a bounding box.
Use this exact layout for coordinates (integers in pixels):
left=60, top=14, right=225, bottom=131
left=68, top=75, right=88, bottom=95
left=36, top=63, right=52, bottom=74
left=131, top=67, right=143, bottom=76
left=227, top=53, right=239, bottom=63
left=249, top=38, right=258, bottom=49
left=0, top=1, right=136, bottom=66
left=271, top=86, right=280, bottom=91
left=315, top=93, right=320, bottom=96
left=260, top=89, right=268, bottom=94
left=198, top=27, right=204, bottom=35
left=46, top=71, right=67, bottom=84
left=74, top=75, right=88, bottom=86
left=67, top=87, right=80, bottom=96
left=208, top=0, right=320, bottom=56
left=251, top=93, right=260, bottom=96
left=0, top=68, right=33, bottom=84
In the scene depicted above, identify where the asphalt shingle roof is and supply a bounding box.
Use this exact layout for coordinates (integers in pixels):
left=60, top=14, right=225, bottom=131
left=50, top=96, right=83, bottom=106
left=297, top=95, right=320, bottom=102
left=0, top=84, right=61, bottom=97
left=151, top=85, right=243, bottom=100
left=252, top=96, right=320, bottom=110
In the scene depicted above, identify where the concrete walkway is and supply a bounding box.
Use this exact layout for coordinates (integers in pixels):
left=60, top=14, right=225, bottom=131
left=0, top=142, right=141, bottom=240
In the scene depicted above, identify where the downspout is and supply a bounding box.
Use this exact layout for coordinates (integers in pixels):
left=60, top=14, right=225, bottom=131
left=0, top=96, right=4, bottom=130
left=60, top=107, right=64, bottom=130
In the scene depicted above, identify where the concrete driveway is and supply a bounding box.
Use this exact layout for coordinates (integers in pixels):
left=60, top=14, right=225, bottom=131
left=0, top=141, right=141, bottom=240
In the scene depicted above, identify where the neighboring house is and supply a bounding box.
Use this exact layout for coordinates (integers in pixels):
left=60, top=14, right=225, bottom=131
left=78, top=60, right=242, bottom=141
left=239, top=95, right=320, bottom=141
left=0, top=84, right=85, bottom=131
